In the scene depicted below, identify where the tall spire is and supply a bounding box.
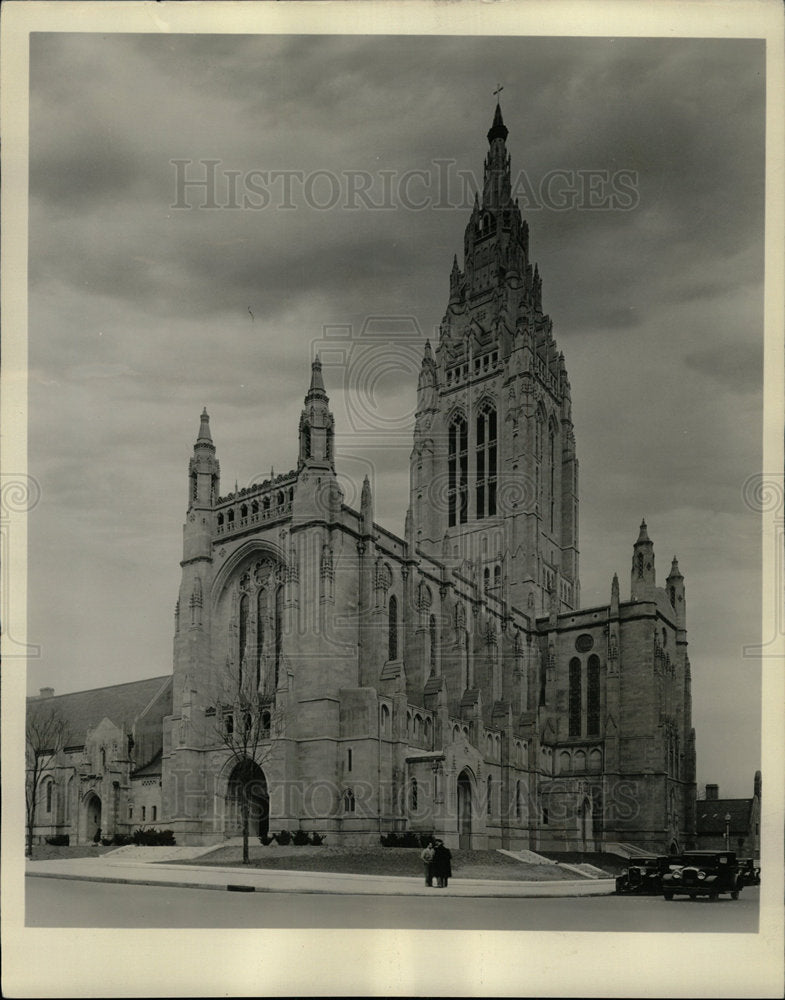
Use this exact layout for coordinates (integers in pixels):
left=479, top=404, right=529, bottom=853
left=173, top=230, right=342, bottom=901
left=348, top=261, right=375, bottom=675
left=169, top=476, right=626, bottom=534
left=483, top=100, right=513, bottom=211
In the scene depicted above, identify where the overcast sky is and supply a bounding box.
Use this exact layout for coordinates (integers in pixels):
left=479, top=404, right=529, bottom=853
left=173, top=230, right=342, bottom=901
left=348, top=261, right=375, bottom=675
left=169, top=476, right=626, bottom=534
left=26, top=32, right=765, bottom=797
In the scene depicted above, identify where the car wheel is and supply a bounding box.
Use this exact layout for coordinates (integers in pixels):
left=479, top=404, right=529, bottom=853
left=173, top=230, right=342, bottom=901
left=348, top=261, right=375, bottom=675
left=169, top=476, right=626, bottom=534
left=709, top=892, right=718, bottom=901
left=731, top=891, right=739, bottom=900
left=664, top=892, right=673, bottom=901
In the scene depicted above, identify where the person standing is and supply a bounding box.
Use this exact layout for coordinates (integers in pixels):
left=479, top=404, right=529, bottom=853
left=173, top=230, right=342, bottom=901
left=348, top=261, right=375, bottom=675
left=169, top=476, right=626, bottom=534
left=420, top=839, right=435, bottom=886
left=433, top=839, right=452, bottom=888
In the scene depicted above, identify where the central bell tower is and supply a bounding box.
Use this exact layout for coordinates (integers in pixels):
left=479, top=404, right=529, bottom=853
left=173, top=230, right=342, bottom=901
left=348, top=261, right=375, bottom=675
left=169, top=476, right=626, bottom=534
left=409, top=102, right=580, bottom=617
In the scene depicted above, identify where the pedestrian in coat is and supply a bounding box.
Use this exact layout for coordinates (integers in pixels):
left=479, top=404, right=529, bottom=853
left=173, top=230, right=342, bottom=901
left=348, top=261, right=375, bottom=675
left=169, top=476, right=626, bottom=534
left=432, top=839, right=452, bottom=888
left=420, top=840, right=435, bottom=886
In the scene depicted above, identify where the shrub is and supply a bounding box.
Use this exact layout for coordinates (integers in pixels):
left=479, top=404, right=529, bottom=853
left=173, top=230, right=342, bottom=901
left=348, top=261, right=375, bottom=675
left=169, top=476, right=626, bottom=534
left=131, top=827, right=177, bottom=846
left=112, top=833, right=133, bottom=846
left=101, top=838, right=114, bottom=847
left=309, top=832, right=325, bottom=846
left=381, top=831, right=423, bottom=847
left=258, top=832, right=275, bottom=846
left=292, top=829, right=310, bottom=846
left=418, top=832, right=435, bottom=848
left=275, top=829, right=292, bottom=845
left=45, top=834, right=70, bottom=847
left=92, top=827, right=102, bottom=844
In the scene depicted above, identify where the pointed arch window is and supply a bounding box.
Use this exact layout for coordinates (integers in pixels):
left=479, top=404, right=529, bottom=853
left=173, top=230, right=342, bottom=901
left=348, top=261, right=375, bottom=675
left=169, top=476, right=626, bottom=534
left=448, top=413, right=468, bottom=527
left=587, top=655, right=600, bottom=736
left=239, top=593, right=249, bottom=685
left=256, top=587, right=265, bottom=689
left=388, top=595, right=398, bottom=661
left=569, top=657, right=582, bottom=738
left=535, top=410, right=544, bottom=461
left=476, top=402, right=497, bottom=518
left=274, top=584, right=283, bottom=688
left=46, top=779, right=53, bottom=813
left=548, top=426, right=555, bottom=533
left=410, top=778, right=418, bottom=812
left=486, top=774, right=493, bottom=816
left=429, top=614, right=437, bottom=674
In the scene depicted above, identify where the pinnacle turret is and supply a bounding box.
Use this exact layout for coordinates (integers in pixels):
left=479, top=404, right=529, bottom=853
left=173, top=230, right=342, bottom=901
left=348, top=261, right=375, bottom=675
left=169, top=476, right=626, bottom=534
left=196, top=407, right=213, bottom=445
left=667, top=556, right=683, bottom=580
left=631, top=519, right=656, bottom=601
left=298, top=355, right=334, bottom=469
left=307, top=354, right=327, bottom=399
left=188, top=407, right=219, bottom=510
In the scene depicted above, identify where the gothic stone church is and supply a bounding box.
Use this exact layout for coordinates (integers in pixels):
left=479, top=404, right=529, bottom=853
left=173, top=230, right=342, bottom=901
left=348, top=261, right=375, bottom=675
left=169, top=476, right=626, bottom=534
left=29, top=105, right=698, bottom=854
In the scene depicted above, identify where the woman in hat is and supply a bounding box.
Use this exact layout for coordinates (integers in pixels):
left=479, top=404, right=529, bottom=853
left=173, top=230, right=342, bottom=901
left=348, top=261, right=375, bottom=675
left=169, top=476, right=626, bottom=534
left=420, top=839, right=435, bottom=886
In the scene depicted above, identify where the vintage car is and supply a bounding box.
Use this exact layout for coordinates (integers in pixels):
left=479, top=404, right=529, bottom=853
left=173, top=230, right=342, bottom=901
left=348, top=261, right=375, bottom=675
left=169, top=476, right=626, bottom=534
left=738, top=858, right=761, bottom=887
left=662, top=850, right=742, bottom=900
left=615, top=856, right=671, bottom=895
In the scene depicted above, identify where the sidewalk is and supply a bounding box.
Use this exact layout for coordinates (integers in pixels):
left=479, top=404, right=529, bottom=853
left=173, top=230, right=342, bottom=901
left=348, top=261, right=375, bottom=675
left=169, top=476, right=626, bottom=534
left=25, top=853, right=616, bottom=897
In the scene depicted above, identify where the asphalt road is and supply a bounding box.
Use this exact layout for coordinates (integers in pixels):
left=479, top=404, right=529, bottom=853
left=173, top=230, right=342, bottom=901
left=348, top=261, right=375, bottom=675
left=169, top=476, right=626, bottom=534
left=26, top=877, right=759, bottom=931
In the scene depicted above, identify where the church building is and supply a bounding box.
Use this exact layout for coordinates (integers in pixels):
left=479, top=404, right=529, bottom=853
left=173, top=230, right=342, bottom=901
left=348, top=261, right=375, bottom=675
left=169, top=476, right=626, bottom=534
left=28, top=104, right=698, bottom=854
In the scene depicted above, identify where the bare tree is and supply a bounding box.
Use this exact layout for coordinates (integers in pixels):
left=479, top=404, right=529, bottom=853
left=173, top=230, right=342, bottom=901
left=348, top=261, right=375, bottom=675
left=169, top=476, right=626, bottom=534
left=26, top=702, right=68, bottom=858
left=211, top=655, right=285, bottom=864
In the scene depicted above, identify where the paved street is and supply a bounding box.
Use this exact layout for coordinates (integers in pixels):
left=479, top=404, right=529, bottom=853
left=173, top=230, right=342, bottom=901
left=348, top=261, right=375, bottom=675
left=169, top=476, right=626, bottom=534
left=26, top=877, right=759, bottom=931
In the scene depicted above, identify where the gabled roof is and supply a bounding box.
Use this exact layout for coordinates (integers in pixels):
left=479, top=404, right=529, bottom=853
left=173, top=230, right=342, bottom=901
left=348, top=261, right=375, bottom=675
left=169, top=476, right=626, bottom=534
left=28, top=675, right=172, bottom=747
left=696, top=798, right=753, bottom=835
left=132, top=750, right=163, bottom=779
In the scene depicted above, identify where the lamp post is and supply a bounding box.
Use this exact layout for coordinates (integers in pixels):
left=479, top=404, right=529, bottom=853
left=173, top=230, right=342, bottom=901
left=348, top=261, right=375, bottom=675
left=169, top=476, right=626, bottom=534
left=724, top=813, right=731, bottom=850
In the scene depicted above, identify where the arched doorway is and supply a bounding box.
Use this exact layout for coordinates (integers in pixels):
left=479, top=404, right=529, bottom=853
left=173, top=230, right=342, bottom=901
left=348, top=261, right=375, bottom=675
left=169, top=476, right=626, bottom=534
left=83, top=792, right=101, bottom=844
left=669, top=840, right=680, bottom=856
left=226, top=760, right=269, bottom=838
left=457, top=770, right=472, bottom=850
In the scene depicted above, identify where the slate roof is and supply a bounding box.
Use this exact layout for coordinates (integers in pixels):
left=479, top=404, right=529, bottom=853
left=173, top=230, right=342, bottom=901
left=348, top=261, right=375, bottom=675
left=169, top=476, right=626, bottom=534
left=28, top=675, right=172, bottom=748
left=132, top=750, right=163, bottom=778
left=696, top=798, right=754, bottom=835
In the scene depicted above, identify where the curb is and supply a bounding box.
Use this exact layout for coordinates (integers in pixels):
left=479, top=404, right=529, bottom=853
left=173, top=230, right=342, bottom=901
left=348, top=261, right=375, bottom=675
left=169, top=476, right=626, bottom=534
left=25, top=868, right=616, bottom=898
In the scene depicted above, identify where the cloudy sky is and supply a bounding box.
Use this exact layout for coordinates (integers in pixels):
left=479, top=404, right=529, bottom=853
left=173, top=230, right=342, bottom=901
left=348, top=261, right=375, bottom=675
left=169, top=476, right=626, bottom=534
left=25, top=31, right=766, bottom=797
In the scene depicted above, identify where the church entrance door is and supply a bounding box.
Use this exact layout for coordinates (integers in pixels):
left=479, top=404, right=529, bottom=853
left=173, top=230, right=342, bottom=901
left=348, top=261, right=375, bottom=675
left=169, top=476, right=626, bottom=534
left=457, top=770, right=472, bottom=850
left=226, top=760, right=269, bottom=838
left=83, top=792, right=101, bottom=844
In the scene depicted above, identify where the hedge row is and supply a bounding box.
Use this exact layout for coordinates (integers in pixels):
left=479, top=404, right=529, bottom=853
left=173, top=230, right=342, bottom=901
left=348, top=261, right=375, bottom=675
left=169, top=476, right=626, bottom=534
left=380, top=832, right=434, bottom=848
left=259, top=830, right=325, bottom=846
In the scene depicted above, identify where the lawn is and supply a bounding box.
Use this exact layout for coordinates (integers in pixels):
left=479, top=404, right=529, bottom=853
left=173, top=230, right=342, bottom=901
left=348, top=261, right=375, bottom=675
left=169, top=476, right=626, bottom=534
left=176, top=844, right=586, bottom=881
left=26, top=843, right=116, bottom=862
